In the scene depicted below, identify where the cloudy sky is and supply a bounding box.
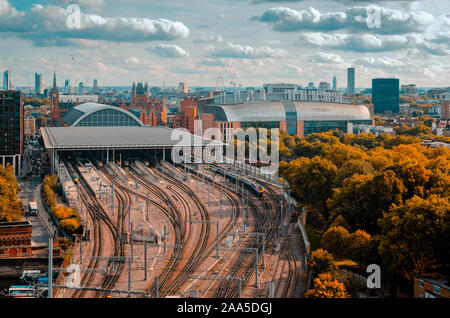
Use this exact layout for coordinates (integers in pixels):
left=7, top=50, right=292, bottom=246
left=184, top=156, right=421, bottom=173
left=0, top=0, right=449, bottom=88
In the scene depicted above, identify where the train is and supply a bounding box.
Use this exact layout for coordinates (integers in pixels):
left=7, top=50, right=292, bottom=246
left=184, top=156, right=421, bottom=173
left=212, top=166, right=264, bottom=198
left=64, top=157, right=79, bottom=183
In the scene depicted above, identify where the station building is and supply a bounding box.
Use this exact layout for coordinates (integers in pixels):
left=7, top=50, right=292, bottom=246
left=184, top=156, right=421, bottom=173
left=200, top=101, right=373, bottom=140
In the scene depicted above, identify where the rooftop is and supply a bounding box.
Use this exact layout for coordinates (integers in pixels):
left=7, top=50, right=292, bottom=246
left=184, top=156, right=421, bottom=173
left=41, top=126, right=222, bottom=150
left=204, top=101, right=371, bottom=122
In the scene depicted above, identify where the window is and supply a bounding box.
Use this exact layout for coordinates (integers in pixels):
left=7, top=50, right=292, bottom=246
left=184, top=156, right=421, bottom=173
left=433, top=285, right=441, bottom=295
left=419, top=280, right=424, bottom=288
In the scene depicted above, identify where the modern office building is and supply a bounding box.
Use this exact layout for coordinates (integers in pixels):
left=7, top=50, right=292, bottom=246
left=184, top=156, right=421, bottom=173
left=92, top=79, right=98, bottom=93
left=34, top=73, right=44, bottom=95
left=262, top=83, right=342, bottom=102
left=400, top=84, right=417, bottom=96
left=3, top=71, right=10, bottom=90
left=201, top=101, right=372, bottom=140
left=78, top=82, right=85, bottom=95
left=333, top=76, right=337, bottom=91
left=347, top=68, right=355, bottom=95
left=372, top=78, right=400, bottom=114
left=0, top=90, right=24, bottom=175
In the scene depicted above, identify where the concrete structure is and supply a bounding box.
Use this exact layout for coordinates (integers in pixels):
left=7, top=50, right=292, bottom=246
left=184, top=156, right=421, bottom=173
left=332, top=76, right=337, bottom=91
left=202, top=101, right=372, bottom=139
left=347, top=67, right=355, bottom=95
left=0, top=90, right=23, bottom=175
left=372, top=78, right=400, bottom=114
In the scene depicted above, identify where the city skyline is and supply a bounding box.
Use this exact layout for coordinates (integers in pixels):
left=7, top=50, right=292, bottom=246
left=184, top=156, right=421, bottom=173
left=0, top=0, right=449, bottom=87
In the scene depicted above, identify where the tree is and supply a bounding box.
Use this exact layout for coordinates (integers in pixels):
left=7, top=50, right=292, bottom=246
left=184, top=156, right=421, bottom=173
left=334, top=159, right=375, bottom=187
left=36, top=116, right=47, bottom=128
left=305, top=273, right=350, bottom=298
left=323, top=143, right=367, bottom=168
left=378, top=195, right=450, bottom=280
left=321, top=226, right=350, bottom=259
left=347, top=230, right=371, bottom=264
left=279, top=156, right=337, bottom=215
left=327, top=171, right=406, bottom=234
left=329, top=215, right=351, bottom=231
left=308, top=249, right=337, bottom=276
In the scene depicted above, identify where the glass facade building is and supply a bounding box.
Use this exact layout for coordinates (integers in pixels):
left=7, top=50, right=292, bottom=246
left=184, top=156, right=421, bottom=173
left=203, top=101, right=372, bottom=137
left=372, top=78, right=400, bottom=114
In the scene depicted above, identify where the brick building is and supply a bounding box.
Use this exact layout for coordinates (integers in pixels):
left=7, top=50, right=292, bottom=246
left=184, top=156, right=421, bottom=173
left=0, top=221, right=32, bottom=257
left=414, top=275, right=450, bottom=298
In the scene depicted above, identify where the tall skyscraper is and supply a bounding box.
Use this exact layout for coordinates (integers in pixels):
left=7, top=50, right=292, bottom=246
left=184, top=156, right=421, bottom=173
left=347, top=68, right=355, bottom=95
left=332, top=76, right=337, bottom=91
left=92, top=79, right=98, bottom=93
left=35, top=73, right=44, bottom=95
left=372, top=78, right=400, bottom=114
left=0, top=90, right=24, bottom=175
left=79, top=82, right=85, bottom=95
left=3, top=71, right=10, bottom=90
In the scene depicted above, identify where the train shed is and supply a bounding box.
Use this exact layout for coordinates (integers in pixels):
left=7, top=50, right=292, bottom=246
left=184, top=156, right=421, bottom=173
left=40, top=126, right=223, bottom=172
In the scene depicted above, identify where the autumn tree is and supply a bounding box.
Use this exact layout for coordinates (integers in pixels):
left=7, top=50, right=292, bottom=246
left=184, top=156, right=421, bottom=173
left=327, top=171, right=406, bottom=234
left=378, top=195, right=450, bottom=280
left=334, top=159, right=375, bottom=186
left=321, top=226, right=350, bottom=259
left=347, top=230, right=371, bottom=265
left=305, top=273, right=350, bottom=298
left=308, top=249, right=337, bottom=276
left=279, top=156, right=337, bottom=215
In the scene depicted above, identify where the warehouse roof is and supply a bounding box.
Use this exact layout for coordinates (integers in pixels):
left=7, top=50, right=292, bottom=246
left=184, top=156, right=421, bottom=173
left=40, top=126, right=222, bottom=150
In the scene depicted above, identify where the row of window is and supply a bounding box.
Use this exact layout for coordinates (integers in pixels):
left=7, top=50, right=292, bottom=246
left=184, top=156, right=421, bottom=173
left=418, top=279, right=441, bottom=295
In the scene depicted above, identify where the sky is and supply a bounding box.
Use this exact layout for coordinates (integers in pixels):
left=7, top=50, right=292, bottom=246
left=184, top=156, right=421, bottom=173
left=0, top=0, right=449, bottom=88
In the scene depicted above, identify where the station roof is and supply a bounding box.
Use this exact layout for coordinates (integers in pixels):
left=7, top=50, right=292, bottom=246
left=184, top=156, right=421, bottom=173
left=204, top=101, right=371, bottom=122
left=41, top=126, right=222, bottom=150
left=61, top=102, right=144, bottom=127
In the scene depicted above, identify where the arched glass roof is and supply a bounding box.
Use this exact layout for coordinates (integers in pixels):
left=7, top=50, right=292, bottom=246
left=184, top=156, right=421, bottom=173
left=61, top=103, right=144, bottom=127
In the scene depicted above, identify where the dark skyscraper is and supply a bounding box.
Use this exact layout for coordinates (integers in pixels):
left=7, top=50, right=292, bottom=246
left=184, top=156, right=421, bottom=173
left=347, top=68, right=355, bottom=95
left=0, top=90, right=24, bottom=175
left=372, top=78, right=400, bottom=114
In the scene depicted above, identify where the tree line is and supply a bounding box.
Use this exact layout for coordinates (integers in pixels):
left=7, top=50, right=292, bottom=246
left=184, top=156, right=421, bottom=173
left=279, top=130, right=450, bottom=297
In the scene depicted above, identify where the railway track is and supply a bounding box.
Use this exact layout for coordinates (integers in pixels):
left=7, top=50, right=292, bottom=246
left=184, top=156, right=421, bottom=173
left=64, top=158, right=125, bottom=298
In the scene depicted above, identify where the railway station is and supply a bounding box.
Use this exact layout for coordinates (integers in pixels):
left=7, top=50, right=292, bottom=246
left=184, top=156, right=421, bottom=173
left=40, top=126, right=223, bottom=173
left=34, top=125, right=307, bottom=299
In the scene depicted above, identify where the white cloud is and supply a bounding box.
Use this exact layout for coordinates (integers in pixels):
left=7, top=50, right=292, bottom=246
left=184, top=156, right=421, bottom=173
left=148, top=44, right=191, bottom=58
left=309, top=52, right=344, bottom=64
left=257, top=5, right=435, bottom=34
left=210, top=41, right=290, bottom=59
left=0, top=0, right=190, bottom=46
left=193, top=34, right=224, bottom=43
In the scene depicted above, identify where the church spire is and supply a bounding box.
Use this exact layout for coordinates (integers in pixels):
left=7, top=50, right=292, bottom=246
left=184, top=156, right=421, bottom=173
left=52, top=72, right=57, bottom=90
